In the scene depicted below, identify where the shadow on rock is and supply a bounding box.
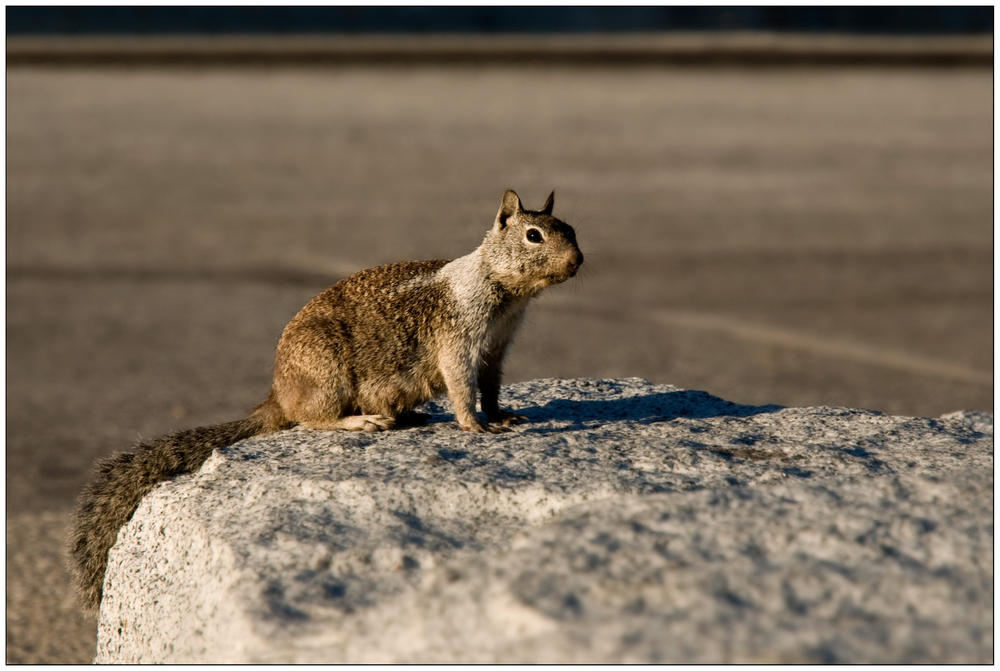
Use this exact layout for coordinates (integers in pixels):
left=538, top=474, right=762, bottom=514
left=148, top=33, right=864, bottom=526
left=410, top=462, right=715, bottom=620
left=520, top=390, right=783, bottom=429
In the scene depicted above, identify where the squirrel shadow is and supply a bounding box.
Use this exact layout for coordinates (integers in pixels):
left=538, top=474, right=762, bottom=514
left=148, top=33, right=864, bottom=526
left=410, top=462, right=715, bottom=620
left=513, top=390, right=783, bottom=434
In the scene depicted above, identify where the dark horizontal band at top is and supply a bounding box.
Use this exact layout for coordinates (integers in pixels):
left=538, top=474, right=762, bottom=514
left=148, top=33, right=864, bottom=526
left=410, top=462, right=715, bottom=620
left=6, top=33, right=994, bottom=67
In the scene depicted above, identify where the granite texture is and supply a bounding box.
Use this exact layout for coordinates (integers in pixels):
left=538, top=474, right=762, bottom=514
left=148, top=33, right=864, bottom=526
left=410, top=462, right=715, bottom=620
left=96, top=378, right=993, bottom=663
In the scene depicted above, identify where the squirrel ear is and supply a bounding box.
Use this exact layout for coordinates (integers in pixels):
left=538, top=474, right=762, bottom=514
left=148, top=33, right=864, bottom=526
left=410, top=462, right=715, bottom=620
left=496, top=190, right=523, bottom=229
left=541, top=191, right=555, bottom=215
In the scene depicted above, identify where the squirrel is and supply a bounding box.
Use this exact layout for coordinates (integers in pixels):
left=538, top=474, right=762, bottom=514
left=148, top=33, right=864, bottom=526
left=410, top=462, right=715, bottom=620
left=68, top=189, right=583, bottom=615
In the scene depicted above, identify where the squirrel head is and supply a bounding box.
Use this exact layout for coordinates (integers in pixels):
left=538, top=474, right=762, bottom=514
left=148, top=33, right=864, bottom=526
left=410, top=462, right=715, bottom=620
left=482, top=190, right=584, bottom=297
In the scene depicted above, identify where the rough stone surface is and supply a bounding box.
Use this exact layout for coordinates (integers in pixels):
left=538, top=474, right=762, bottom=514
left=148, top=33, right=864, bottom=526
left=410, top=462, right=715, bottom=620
left=96, top=378, right=993, bottom=664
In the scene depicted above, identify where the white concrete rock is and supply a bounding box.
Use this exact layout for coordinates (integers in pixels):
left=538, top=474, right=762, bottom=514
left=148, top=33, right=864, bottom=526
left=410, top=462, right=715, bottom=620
left=96, top=378, right=993, bottom=663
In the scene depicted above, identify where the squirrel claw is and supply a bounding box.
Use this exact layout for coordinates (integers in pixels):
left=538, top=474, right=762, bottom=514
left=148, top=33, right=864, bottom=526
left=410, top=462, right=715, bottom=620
left=488, top=412, right=527, bottom=427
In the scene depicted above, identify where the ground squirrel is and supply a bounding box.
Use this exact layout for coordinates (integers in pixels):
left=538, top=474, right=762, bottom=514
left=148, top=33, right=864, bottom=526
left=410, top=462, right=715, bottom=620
left=69, top=189, right=583, bottom=614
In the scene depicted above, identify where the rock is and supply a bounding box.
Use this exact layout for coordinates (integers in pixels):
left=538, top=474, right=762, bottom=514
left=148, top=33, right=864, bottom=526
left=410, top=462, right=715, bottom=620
left=95, top=378, right=993, bottom=663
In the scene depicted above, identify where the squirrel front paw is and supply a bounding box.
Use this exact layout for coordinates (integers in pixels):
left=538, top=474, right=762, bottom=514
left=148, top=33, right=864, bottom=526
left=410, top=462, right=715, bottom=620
left=461, top=420, right=511, bottom=434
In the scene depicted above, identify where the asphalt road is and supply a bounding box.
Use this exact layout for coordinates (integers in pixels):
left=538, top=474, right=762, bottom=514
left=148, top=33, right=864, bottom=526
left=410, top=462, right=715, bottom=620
left=6, top=63, right=992, bottom=662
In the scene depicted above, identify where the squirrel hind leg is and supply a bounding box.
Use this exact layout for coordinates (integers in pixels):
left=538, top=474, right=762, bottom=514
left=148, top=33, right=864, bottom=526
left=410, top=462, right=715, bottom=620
left=300, top=415, right=395, bottom=432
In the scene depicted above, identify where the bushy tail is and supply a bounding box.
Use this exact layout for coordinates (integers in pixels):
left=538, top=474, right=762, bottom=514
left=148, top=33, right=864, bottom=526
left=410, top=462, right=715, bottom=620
left=68, top=395, right=288, bottom=615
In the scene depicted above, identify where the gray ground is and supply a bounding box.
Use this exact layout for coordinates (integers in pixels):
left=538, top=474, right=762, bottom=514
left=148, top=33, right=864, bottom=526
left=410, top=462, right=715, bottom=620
left=6, top=63, right=992, bottom=662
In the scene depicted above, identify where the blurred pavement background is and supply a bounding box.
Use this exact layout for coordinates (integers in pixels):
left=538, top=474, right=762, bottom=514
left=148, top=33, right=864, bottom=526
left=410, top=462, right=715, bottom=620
left=6, top=7, right=993, bottom=663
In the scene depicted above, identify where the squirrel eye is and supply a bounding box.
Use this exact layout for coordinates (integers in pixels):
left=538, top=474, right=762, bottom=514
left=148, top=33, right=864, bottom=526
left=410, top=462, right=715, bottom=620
left=526, top=228, right=543, bottom=244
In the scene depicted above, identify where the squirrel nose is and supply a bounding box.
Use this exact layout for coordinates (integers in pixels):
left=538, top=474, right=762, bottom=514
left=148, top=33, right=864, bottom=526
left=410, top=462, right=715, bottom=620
left=566, top=249, right=583, bottom=275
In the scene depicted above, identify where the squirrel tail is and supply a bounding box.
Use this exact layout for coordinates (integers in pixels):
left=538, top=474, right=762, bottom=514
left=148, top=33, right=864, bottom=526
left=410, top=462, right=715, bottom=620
left=68, top=392, right=290, bottom=615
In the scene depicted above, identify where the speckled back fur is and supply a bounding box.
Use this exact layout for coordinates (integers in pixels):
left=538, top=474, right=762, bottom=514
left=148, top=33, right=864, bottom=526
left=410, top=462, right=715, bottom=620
left=273, top=260, right=453, bottom=420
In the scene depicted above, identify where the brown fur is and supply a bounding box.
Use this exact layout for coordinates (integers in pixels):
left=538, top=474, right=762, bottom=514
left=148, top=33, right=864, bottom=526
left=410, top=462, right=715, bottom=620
left=68, top=190, right=582, bottom=614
